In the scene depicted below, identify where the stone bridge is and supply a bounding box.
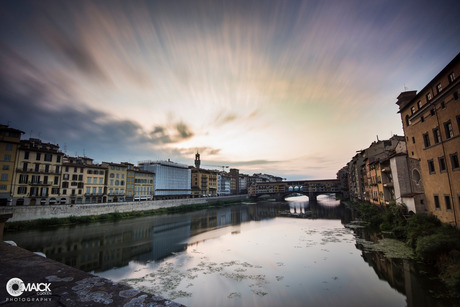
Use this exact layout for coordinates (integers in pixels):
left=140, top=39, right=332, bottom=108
left=248, top=179, right=341, bottom=202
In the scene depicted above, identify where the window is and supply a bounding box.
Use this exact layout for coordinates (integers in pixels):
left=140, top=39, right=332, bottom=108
left=445, top=195, right=452, bottom=210
left=55, top=166, right=60, bottom=173
left=428, top=159, right=435, bottom=174
left=22, top=162, right=28, bottom=171
left=417, top=101, right=422, bottom=109
left=430, top=109, right=435, bottom=116
left=44, top=164, right=49, bottom=173
left=35, top=163, right=40, bottom=172
left=444, top=121, right=454, bottom=139
left=43, top=176, right=48, bottom=184
left=411, top=106, right=415, bottom=114
left=433, top=127, right=441, bottom=144
left=405, top=115, right=410, bottom=126
left=36, top=153, right=41, bottom=160
left=62, top=182, right=69, bottom=188
left=426, top=92, right=432, bottom=101
left=87, top=177, right=92, bottom=184
left=5, top=144, right=12, bottom=151
left=110, top=173, right=115, bottom=178
left=87, top=170, right=93, bottom=174
left=441, top=101, right=445, bottom=109
left=72, top=174, right=78, bottom=180
left=455, top=92, right=459, bottom=100
left=44, top=154, right=52, bottom=162
left=56, top=155, right=61, bottom=163
left=451, top=153, right=459, bottom=170
left=4, top=154, right=11, bottom=162
left=54, top=176, right=59, bottom=185
left=99, top=178, right=103, bottom=184
left=19, top=175, right=28, bottom=184
left=86, top=187, right=91, bottom=194
left=423, top=133, right=431, bottom=148
left=31, top=175, right=40, bottom=184
left=17, top=187, right=27, bottom=194
left=78, top=175, right=83, bottom=181
left=439, top=157, right=446, bottom=172
left=63, top=174, right=69, bottom=180
left=456, top=115, right=460, bottom=133
left=434, top=195, right=440, bottom=209
left=51, top=188, right=59, bottom=194
left=24, top=151, right=29, bottom=160
left=421, top=116, right=424, bottom=123
left=0, top=185, right=6, bottom=191
left=92, top=187, right=96, bottom=194
left=448, top=72, right=455, bottom=83
left=1, top=174, right=7, bottom=181
left=436, top=83, right=442, bottom=93
left=2, top=165, right=9, bottom=170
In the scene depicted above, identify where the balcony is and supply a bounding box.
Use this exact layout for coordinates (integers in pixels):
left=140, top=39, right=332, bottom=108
left=29, top=181, right=52, bottom=186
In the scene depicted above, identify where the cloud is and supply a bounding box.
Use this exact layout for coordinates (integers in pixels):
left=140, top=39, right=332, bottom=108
left=176, top=122, right=194, bottom=140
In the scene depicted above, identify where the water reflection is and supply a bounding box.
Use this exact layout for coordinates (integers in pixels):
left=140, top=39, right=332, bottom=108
left=3, top=197, right=450, bottom=306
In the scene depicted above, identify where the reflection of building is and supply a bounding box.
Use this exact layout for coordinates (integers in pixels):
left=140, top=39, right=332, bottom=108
left=0, top=125, right=24, bottom=206
left=139, top=160, right=191, bottom=197
left=12, top=138, right=64, bottom=206
left=396, top=53, right=460, bottom=227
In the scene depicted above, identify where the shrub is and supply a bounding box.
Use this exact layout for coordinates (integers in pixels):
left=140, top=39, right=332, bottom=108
left=415, top=232, right=460, bottom=262
left=406, top=214, right=442, bottom=248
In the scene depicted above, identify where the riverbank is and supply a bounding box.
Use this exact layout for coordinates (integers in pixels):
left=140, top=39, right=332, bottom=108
left=0, top=195, right=248, bottom=223
left=343, top=200, right=460, bottom=299
left=4, top=196, right=250, bottom=232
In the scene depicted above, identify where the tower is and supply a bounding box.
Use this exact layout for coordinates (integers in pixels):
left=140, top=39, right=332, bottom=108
left=195, top=151, right=201, bottom=169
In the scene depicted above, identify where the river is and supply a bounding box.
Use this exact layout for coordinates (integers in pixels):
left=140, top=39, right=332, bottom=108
left=3, top=195, right=450, bottom=306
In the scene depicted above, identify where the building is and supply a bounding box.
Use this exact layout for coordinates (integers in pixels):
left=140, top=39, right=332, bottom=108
left=121, top=163, right=136, bottom=202
left=101, top=162, right=128, bottom=202
left=191, top=168, right=218, bottom=197
left=217, top=172, right=231, bottom=196
left=0, top=125, right=24, bottom=206
left=12, top=138, right=64, bottom=206
left=396, top=52, right=460, bottom=227
left=133, top=168, right=154, bottom=201
left=229, top=168, right=240, bottom=195
left=61, top=156, right=87, bottom=204
left=139, top=160, right=191, bottom=197
left=83, top=158, right=107, bottom=204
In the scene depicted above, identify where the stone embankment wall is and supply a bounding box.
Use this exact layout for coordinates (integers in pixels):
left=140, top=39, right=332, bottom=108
left=0, top=195, right=248, bottom=222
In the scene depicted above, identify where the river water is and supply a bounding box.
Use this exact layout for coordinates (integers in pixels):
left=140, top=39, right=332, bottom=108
left=4, top=195, right=449, bottom=307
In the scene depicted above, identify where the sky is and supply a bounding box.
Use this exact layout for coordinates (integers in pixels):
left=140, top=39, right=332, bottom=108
left=1, top=0, right=459, bottom=180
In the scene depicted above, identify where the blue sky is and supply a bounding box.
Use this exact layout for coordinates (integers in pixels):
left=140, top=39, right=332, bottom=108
left=1, top=0, right=459, bottom=179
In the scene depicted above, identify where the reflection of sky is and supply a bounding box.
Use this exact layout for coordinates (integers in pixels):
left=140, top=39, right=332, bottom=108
left=98, top=218, right=405, bottom=306
left=1, top=1, right=460, bottom=179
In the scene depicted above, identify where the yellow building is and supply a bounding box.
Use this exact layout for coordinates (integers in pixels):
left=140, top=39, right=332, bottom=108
left=134, top=168, right=154, bottom=201
left=102, top=162, right=128, bottom=202
left=12, top=138, right=64, bottom=206
left=83, top=159, right=107, bottom=204
left=396, top=52, right=460, bottom=227
left=121, top=162, right=135, bottom=202
left=0, top=125, right=24, bottom=206
left=191, top=168, right=218, bottom=197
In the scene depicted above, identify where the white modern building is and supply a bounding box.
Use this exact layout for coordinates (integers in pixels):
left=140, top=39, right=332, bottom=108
left=138, top=160, right=191, bottom=196
left=217, top=173, right=231, bottom=196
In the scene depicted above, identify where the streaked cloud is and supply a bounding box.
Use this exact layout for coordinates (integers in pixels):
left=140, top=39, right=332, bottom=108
left=0, top=0, right=459, bottom=178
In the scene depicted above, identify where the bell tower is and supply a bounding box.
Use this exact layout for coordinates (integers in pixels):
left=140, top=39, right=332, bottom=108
left=195, top=151, right=201, bottom=169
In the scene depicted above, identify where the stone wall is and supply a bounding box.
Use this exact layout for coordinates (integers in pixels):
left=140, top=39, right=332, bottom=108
left=0, top=195, right=248, bottom=222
